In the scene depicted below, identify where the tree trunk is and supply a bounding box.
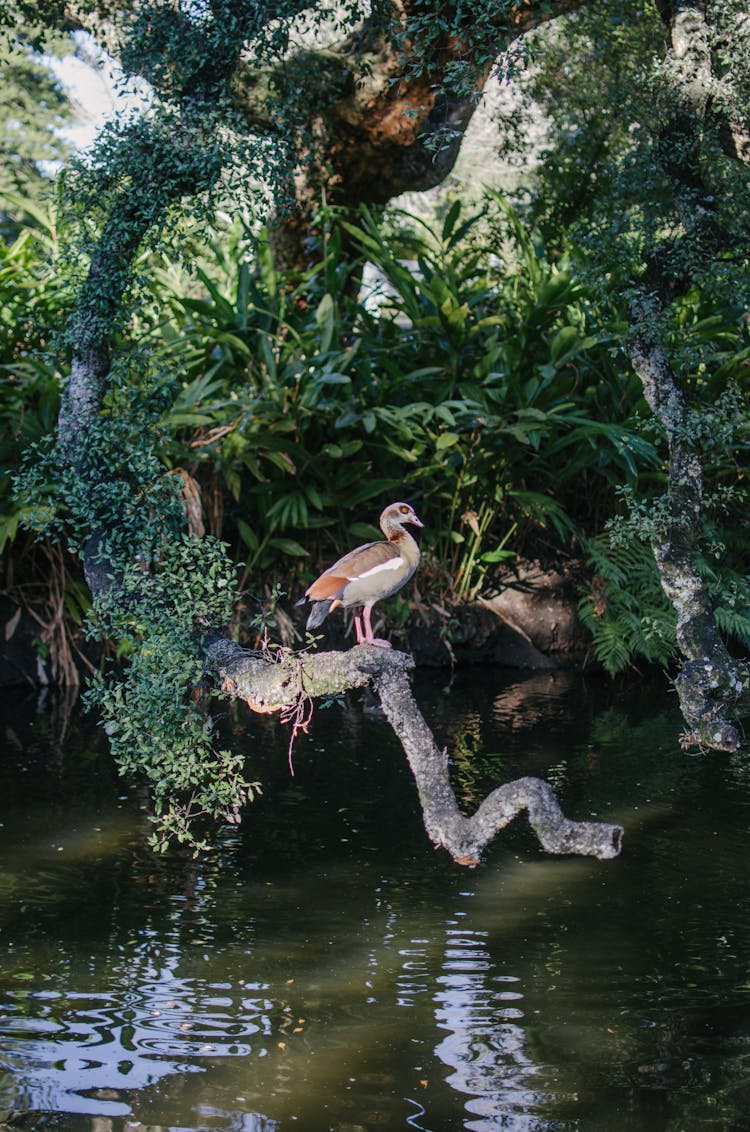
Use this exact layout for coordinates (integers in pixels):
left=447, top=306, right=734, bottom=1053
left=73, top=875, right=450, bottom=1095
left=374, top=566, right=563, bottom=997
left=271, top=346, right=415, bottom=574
left=625, top=1, right=750, bottom=749
left=627, top=297, right=749, bottom=751
left=233, top=0, right=581, bottom=273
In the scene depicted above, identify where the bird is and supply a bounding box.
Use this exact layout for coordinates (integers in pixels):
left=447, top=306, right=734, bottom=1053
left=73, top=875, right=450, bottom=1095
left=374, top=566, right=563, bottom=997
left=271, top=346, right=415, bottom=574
left=297, top=502, right=424, bottom=648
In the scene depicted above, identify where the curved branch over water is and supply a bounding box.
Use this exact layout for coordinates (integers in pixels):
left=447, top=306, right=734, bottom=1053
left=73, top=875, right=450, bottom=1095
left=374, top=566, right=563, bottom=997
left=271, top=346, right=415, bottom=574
left=206, top=640, right=623, bottom=865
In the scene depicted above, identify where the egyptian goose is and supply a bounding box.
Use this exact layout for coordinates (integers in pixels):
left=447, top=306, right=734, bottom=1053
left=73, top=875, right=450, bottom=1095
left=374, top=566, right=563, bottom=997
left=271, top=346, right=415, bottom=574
left=298, top=502, right=423, bottom=648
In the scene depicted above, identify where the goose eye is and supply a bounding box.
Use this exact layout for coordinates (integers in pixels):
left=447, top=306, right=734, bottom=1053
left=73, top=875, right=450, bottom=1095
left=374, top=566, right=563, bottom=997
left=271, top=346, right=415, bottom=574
left=400, top=505, right=410, bottom=514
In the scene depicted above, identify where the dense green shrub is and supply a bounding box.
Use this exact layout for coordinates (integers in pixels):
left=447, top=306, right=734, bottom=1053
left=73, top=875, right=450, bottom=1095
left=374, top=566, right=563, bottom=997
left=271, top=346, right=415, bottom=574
left=148, top=197, right=661, bottom=599
left=0, top=202, right=73, bottom=550
left=3, top=191, right=748, bottom=684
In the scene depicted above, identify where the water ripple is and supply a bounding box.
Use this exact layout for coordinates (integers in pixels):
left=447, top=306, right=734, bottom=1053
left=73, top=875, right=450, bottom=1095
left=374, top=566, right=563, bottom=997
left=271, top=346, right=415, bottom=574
left=0, top=974, right=283, bottom=1116
left=433, top=924, right=550, bottom=1130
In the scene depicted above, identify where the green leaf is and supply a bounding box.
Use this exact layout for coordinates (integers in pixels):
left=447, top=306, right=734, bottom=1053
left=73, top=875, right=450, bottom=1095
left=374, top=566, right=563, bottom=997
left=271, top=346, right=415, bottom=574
left=215, top=332, right=252, bottom=357
left=480, top=548, right=515, bottom=564
left=263, top=450, right=296, bottom=474
left=316, top=293, right=336, bottom=353
left=436, top=432, right=460, bottom=450
left=441, top=199, right=462, bottom=243
left=237, top=262, right=250, bottom=329
left=237, top=519, right=259, bottom=550
left=258, top=334, right=277, bottom=381
left=305, top=484, right=324, bottom=509
left=268, top=537, right=309, bottom=557
left=317, top=371, right=351, bottom=384
left=549, top=325, right=580, bottom=365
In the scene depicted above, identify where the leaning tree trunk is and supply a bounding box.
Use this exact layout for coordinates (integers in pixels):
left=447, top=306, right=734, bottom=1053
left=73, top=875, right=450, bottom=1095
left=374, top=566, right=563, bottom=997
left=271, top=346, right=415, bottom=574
left=625, top=0, right=750, bottom=750
left=231, top=0, right=581, bottom=274
left=628, top=296, right=749, bottom=751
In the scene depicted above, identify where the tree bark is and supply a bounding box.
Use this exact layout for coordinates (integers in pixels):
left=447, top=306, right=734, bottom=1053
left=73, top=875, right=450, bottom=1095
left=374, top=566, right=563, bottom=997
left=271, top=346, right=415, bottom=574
left=625, top=2, right=750, bottom=750
left=206, top=639, right=623, bottom=864
left=628, top=297, right=750, bottom=751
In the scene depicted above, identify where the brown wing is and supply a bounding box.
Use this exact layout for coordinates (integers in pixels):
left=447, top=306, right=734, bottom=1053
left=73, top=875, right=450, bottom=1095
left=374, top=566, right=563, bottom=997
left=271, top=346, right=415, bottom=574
left=305, top=540, right=400, bottom=600
left=305, top=572, right=349, bottom=600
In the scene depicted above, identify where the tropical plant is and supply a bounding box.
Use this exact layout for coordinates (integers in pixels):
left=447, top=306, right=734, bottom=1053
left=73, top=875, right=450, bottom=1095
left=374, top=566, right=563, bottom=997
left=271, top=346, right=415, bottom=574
left=0, top=27, right=75, bottom=234
left=578, top=532, right=677, bottom=675
left=145, top=196, right=662, bottom=607
left=5, top=191, right=747, bottom=691
left=0, top=198, right=85, bottom=680
left=0, top=199, right=73, bottom=541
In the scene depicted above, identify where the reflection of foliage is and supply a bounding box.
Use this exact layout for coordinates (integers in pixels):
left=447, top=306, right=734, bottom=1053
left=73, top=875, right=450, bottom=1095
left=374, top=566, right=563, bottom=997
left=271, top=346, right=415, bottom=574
left=588, top=704, right=677, bottom=752
left=445, top=709, right=507, bottom=807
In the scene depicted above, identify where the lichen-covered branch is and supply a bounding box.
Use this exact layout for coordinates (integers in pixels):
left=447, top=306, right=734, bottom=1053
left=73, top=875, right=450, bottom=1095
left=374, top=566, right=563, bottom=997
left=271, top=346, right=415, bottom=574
left=624, top=2, right=750, bottom=750
left=205, top=639, right=623, bottom=865
left=628, top=299, right=750, bottom=751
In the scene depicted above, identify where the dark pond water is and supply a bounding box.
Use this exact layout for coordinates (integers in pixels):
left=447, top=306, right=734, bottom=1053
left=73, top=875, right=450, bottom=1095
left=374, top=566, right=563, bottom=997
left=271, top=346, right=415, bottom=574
left=2, top=668, right=750, bottom=1132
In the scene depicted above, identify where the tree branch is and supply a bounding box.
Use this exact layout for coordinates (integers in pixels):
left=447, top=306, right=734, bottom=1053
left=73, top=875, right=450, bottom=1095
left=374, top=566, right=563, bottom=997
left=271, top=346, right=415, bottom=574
left=205, top=639, right=623, bottom=865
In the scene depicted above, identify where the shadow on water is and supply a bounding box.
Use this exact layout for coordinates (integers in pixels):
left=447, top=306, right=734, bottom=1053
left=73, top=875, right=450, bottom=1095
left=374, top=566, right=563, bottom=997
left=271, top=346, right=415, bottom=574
left=2, top=669, right=750, bottom=1131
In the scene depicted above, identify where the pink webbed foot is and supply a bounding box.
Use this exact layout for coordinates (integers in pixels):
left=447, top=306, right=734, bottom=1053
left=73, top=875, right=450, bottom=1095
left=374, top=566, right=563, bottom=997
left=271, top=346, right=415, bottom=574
left=360, top=606, right=391, bottom=648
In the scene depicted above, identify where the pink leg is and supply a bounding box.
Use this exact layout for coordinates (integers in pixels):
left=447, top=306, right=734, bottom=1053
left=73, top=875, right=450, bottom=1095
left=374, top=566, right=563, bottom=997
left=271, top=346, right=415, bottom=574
left=354, top=612, right=364, bottom=643
left=362, top=604, right=391, bottom=648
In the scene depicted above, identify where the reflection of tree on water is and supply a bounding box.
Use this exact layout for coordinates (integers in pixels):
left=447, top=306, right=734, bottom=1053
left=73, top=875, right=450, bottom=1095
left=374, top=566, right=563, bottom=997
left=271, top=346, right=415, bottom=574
left=432, top=923, right=548, bottom=1131
left=436, top=672, right=597, bottom=812
left=0, top=932, right=286, bottom=1118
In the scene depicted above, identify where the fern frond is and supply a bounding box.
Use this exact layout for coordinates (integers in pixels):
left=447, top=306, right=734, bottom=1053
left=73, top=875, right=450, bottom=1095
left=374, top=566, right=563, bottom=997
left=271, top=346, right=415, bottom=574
left=579, top=531, right=677, bottom=673
left=590, top=617, right=632, bottom=675
left=715, top=606, right=750, bottom=649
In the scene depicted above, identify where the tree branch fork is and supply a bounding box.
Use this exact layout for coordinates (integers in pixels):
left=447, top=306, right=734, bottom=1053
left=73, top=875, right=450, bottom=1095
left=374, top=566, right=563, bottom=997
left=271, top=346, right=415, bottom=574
left=205, top=639, right=623, bottom=866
